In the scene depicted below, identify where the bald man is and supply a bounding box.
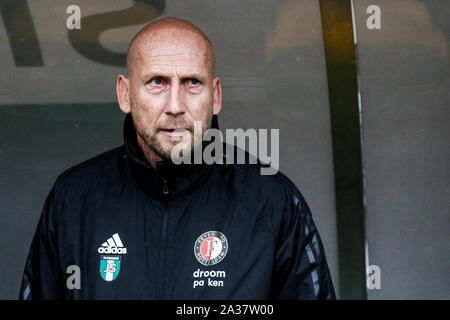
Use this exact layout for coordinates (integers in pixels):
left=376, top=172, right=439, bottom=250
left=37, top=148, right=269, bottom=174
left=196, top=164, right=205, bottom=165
left=118, top=18, right=220, bottom=169
left=19, top=17, right=335, bottom=300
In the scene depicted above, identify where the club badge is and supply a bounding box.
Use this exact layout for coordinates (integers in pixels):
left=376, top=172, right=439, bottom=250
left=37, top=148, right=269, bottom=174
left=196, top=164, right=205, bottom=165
left=194, top=231, right=228, bottom=266
left=99, top=256, right=121, bottom=281
left=97, top=233, right=127, bottom=282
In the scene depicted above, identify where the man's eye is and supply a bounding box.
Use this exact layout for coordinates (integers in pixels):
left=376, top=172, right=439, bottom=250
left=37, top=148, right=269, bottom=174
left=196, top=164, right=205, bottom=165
left=187, top=79, right=200, bottom=86
left=150, top=78, right=163, bottom=85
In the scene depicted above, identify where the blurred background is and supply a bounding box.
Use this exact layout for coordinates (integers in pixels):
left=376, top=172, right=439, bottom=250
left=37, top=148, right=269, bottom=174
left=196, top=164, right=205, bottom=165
left=0, top=0, right=448, bottom=299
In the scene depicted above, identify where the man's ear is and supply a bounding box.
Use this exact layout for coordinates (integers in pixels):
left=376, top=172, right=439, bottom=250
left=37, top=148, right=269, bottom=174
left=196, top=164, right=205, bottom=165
left=117, top=74, right=131, bottom=114
left=212, top=77, right=222, bottom=115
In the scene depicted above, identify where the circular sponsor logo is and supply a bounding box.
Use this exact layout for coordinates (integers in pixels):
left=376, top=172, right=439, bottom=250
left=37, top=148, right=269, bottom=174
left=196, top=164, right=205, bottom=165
left=194, top=231, right=228, bottom=266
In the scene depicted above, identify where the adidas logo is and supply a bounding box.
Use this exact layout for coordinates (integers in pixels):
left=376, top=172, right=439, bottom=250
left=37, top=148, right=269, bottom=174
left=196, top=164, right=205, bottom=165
left=97, top=233, right=127, bottom=254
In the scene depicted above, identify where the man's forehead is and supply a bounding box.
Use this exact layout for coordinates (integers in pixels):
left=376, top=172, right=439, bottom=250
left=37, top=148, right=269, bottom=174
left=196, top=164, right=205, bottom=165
left=135, top=45, right=209, bottom=76
left=139, top=27, right=206, bottom=48
left=138, top=39, right=208, bottom=61
left=128, top=26, right=213, bottom=76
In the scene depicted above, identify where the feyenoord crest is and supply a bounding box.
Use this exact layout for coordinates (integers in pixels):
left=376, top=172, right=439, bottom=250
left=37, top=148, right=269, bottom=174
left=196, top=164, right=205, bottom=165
left=100, top=256, right=121, bottom=281
left=194, top=231, right=228, bottom=266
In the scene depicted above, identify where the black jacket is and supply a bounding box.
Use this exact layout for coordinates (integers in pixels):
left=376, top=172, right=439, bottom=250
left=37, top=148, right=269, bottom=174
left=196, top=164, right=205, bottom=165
left=19, top=114, right=336, bottom=300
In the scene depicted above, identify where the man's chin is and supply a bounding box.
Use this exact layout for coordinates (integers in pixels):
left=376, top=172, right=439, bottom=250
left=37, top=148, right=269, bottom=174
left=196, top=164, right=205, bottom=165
left=153, top=141, right=193, bottom=162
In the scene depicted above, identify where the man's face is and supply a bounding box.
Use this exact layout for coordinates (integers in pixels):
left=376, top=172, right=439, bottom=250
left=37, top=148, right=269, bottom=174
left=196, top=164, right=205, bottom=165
left=123, top=28, right=221, bottom=162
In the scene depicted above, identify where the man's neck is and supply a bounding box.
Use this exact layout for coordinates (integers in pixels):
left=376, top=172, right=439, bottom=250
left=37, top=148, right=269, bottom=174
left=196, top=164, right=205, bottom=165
left=136, top=133, right=162, bottom=170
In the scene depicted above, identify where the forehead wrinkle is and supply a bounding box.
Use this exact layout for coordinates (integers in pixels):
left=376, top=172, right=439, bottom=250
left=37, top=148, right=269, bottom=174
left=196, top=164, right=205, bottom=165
left=145, top=52, right=208, bottom=62
left=140, top=65, right=209, bottom=83
left=134, top=48, right=211, bottom=80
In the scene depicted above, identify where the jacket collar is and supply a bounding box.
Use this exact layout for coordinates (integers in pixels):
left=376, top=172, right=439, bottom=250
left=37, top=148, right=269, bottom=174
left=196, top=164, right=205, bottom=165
left=123, top=113, right=216, bottom=200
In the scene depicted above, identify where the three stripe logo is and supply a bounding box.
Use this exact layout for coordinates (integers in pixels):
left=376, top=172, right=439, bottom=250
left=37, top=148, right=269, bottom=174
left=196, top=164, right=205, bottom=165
left=97, top=233, right=127, bottom=254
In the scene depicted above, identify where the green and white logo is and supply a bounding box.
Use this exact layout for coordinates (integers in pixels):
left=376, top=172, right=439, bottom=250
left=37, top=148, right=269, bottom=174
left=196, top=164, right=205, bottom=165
left=100, top=256, right=121, bottom=281
left=98, top=233, right=127, bottom=282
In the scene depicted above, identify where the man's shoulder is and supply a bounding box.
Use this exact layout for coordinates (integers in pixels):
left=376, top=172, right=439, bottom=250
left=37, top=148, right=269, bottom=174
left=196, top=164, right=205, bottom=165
left=53, top=146, right=124, bottom=196
left=216, top=144, right=301, bottom=200
left=221, top=164, right=309, bottom=235
left=224, top=162, right=302, bottom=204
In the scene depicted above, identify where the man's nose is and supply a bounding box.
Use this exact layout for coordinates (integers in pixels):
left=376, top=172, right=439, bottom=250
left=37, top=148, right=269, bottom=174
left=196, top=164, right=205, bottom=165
left=165, top=83, right=186, bottom=116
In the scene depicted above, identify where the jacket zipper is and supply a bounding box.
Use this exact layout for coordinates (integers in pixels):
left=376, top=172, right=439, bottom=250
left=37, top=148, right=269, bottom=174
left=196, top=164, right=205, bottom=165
left=157, top=179, right=169, bottom=299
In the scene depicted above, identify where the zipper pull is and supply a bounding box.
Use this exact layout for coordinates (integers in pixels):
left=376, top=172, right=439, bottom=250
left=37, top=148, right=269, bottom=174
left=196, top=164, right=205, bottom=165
left=163, top=179, right=169, bottom=196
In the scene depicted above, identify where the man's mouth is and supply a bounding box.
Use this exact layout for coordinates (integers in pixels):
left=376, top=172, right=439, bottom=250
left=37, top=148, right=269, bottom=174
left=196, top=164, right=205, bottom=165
left=159, top=128, right=189, bottom=137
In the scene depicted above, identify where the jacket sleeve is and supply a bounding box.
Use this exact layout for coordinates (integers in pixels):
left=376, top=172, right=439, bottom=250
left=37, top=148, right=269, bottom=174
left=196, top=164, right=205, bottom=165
left=270, top=190, right=336, bottom=300
left=19, top=183, right=64, bottom=300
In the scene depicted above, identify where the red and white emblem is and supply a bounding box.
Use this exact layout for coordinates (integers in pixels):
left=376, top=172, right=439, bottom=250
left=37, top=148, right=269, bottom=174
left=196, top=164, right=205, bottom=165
left=194, top=231, right=228, bottom=266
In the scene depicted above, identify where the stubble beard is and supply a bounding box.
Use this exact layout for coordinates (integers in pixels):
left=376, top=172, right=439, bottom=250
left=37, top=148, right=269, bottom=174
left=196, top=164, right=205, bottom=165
left=133, top=113, right=213, bottom=163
